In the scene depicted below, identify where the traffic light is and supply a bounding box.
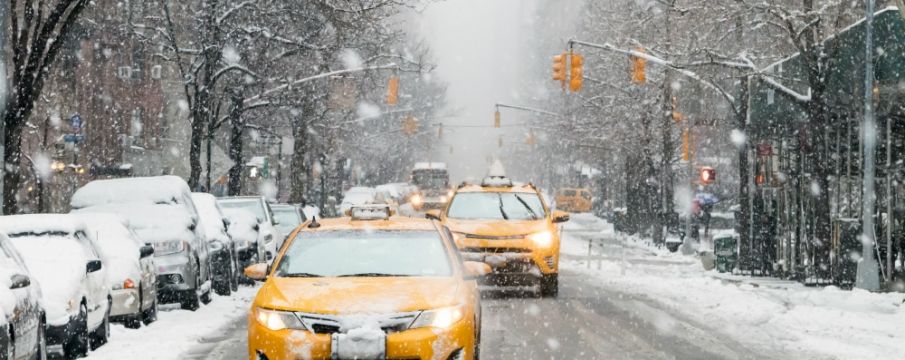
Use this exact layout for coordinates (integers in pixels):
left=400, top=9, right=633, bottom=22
left=403, top=115, right=418, bottom=136
left=569, top=52, right=583, bottom=92
left=672, top=97, right=684, bottom=122
left=386, top=76, right=399, bottom=105
left=438, top=123, right=444, bottom=139
left=700, top=166, right=716, bottom=185
left=526, top=131, right=537, bottom=146
left=494, top=110, right=501, bottom=128
left=682, top=129, right=691, bottom=162
left=552, top=52, right=567, bottom=86
left=631, top=47, right=646, bottom=84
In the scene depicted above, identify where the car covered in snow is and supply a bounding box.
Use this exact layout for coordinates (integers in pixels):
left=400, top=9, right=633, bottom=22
left=71, top=176, right=213, bottom=311
left=191, top=193, right=239, bottom=296
left=337, top=187, right=376, bottom=216
left=217, top=196, right=283, bottom=261
left=77, top=214, right=158, bottom=329
left=0, top=215, right=111, bottom=359
left=0, top=233, right=46, bottom=360
left=430, top=174, right=570, bottom=297
left=270, top=204, right=304, bottom=239
left=222, top=209, right=266, bottom=281
left=243, top=205, right=490, bottom=360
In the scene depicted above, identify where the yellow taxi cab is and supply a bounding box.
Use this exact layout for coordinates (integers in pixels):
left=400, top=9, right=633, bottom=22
left=427, top=175, right=570, bottom=297
left=554, top=188, right=592, bottom=213
left=244, top=205, right=490, bottom=360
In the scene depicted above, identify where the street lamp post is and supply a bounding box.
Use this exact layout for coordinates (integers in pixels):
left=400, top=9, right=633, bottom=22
left=856, top=0, right=881, bottom=291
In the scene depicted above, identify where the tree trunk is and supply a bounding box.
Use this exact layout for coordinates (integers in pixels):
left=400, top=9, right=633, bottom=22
left=289, top=101, right=314, bottom=204
left=227, top=93, right=244, bottom=196
left=2, top=111, right=24, bottom=215
left=737, top=77, right=751, bottom=270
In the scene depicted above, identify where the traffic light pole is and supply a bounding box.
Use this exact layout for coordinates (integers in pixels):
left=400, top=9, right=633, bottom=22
left=856, top=0, right=881, bottom=291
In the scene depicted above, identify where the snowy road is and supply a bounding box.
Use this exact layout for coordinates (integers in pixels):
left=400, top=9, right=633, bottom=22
left=82, top=214, right=904, bottom=360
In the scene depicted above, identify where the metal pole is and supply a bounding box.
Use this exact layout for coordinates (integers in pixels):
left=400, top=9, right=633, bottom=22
left=0, top=1, right=8, bottom=214
left=856, top=0, right=881, bottom=291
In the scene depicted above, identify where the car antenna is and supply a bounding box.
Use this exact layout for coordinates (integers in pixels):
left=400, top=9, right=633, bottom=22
left=308, top=215, right=321, bottom=229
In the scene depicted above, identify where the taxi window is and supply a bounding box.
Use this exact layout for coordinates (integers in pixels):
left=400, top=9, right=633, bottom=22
left=580, top=191, right=591, bottom=200
left=447, top=192, right=546, bottom=220
left=274, top=230, right=451, bottom=277
left=563, top=190, right=577, bottom=197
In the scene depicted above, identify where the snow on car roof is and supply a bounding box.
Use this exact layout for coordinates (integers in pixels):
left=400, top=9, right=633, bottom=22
left=192, top=193, right=229, bottom=242
left=413, top=162, right=447, bottom=170
left=72, top=203, right=195, bottom=243
left=70, top=175, right=192, bottom=209
left=0, top=214, right=88, bottom=236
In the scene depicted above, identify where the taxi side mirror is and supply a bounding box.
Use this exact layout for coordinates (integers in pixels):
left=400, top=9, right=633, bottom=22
left=463, top=261, right=492, bottom=280
left=244, top=263, right=269, bottom=281
left=425, top=209, right=442, bottom=221
left=553, top=210, right=570, bottom=224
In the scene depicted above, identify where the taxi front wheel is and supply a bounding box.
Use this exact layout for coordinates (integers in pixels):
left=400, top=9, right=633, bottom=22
left=540, top=274, right=558, bottom=298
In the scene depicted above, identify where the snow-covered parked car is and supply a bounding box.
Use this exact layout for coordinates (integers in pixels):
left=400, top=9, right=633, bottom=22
left=0, top=233, right=46, bottom=360
left=217, top=196, right=283, bottom=261
left=77, top=214, right=157, bottom=329
left=221, top=209, right=265, bottom=282
left=0, top=215, right=111, bottom=359
left=71, top=176, right=213, bottom=311
left=338, top=186, right=376, bottom=216
left=270, top=204, right=303, bottom=239
left=191, top=193, right=238, bottom=296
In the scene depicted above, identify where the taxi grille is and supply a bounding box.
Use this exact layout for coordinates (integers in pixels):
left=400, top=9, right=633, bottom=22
left=465, top=234, right=527, bottom=240
left=297, top=312, right=419, bottom=334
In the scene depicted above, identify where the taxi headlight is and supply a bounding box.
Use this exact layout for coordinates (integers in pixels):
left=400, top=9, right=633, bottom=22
left=411, top=195, right=423, bottom=206
left=528, top=231, right=554, bottom=247
left=440, top=196, right=448, bottom=203
left=447, top=190, right=454, bottom=198
left=255, top=307, right=305, bottom=331
left=410, top=305, right=465, bottom=329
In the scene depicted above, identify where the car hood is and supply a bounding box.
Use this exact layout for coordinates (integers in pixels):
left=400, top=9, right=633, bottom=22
left=443, top=218, right=549, bottom=237
left=258, top=277, right=460, bottom=314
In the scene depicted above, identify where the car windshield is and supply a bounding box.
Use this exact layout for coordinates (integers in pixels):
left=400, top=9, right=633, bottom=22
left=272, top=208, right=301, bottom=226
left=274, top=230, right=452, bottom=278
left=218, top=199, right=266, bottom=221
left=447, top=192, right=546, bottom=221
left=412, top=171, right=448, bottom=189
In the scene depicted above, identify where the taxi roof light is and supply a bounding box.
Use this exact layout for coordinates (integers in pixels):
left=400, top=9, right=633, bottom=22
left=349, top=205, right=394, bottom=221
left=481, top=176, right=513, bottom=187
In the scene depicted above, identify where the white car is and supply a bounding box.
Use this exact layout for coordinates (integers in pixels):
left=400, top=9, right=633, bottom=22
left=217, top=197, right=283, bottom=260
left=191, top=193, right=238, bottom=296
left=77, top=214, right=157, bottom=329
left=0, top=233, right=45, bottom=360
left=338, top=187, right=377, bottom=216
left=71, top=176, right=213, bottom=311
left=221, top=209, right=265, bottom=283
left=0, top=215, right=111, bottom=359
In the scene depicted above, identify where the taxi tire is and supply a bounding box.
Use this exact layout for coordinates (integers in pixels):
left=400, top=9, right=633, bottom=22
left=474, top=314, right=482, bottom=360
left=540, top=274, right=558, bottom=298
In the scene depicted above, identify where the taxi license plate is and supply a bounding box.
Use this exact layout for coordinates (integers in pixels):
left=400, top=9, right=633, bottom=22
left=331, top=331, right=386, bottom=360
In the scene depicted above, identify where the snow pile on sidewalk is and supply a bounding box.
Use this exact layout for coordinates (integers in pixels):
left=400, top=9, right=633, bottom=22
left=561, top=214, right=905, bottom=360
left=86, top=286, right=258, bottom=360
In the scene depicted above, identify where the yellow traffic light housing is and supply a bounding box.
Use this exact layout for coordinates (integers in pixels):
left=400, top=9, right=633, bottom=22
left=569, top=52, right=583, bottom=92
left=631, top=47, right=647, bottom=84
left=494, top=110, right=501, bottom=128
left=552, top=52, right=568, bottom=87
left=403, top=115, right=418, bottom=136
left=386, top=76, right=399, bottom=105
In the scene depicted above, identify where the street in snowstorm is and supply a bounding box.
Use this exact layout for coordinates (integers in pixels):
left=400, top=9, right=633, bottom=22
left=2, top=0, right=905, bottom=360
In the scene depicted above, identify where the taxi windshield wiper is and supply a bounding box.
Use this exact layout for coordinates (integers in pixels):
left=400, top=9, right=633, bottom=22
left=337, top=273, right=411, bottom=277
left=514, top=194, right=539, bottom=220
left=281, top=273, right=323, bottom=278
left=497, top=193, right=510, bottom=220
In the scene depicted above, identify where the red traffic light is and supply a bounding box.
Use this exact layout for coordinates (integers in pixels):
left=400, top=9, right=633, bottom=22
left=700, top=166, right=716, bottom=184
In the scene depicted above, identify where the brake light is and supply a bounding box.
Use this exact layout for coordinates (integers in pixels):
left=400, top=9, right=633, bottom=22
left=123, top=279, right=136, bottom=289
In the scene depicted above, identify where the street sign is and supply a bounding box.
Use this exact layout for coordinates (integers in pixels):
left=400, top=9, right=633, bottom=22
left=64, top=134, right=85, bottom=143
left=70, top=115, right=84, bottom=134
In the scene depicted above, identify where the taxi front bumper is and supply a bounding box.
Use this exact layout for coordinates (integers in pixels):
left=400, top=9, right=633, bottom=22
left=247, top=315, right=474, bottom=360
left=458, top=242, right=559, bottom=276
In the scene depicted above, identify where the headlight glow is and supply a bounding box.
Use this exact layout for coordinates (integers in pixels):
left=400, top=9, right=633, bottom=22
left=411, top=195, right=423, bottom=206
left=255, top=307, right=305, bottom=331
left=528, top=231, right=554, bottom=247
left=410, top=305, right=465, bottom=329
left=440, top=196, right=448, bottom=203
left=447, top=190, right=454, bottom=198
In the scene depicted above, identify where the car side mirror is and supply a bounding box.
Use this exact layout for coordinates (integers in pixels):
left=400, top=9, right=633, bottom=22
left=86, top=260, right=103, bottom=273
left=463, top=261, right=492, bottom=280
left=553, top=210, right=570, bottom=224
left=139, top=245, right=155, bottom=258
left=9, top=274, right=30, bottom=290
left=244, top=263, right=268, bottom=281
left=425, top=209, right=442, bottom=221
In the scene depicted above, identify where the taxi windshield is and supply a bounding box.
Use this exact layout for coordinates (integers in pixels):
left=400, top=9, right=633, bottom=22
left=447, top=192, right=546, bottom=221
left=274, top=230, right=452, bottom=278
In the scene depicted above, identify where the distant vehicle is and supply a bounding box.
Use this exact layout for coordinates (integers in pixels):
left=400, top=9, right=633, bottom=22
left=338, top=187, right=376, bottom=216
left=243, top=205, right=489, bottom=360
left=191, top=193, right=239, bottom=296
left=77, top=215, right=158, bottom=329
left=270, top=204, right=304, bottom=239
left=0, top=215, right=111, bottom=359
left=71, top=176, right=213, bottom=311
left=0, top=233, right=46, bottom=360
left=410, top=162, right=452, bottom=210
left=222, top=209, right=265, bottom=283
left=217, top=196, right=284, bottom=261
left=555, top=188, right=592, bottom=213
